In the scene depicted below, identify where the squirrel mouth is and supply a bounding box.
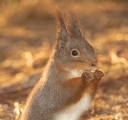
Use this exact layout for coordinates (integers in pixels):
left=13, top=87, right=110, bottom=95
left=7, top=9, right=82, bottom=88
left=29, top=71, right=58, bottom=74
left=82, top=66, right=95, bottom=72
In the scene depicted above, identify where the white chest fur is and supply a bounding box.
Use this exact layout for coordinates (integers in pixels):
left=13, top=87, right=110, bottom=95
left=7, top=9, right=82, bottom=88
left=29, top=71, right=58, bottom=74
left=69, top=69, right=83, bottom=78
left=54, top=93, right=91, bottom=120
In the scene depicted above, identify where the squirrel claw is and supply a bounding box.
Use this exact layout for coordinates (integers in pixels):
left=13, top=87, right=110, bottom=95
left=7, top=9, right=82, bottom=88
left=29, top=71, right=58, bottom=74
left=82, top=72, right=94, bottom=82
left=94, top=70, right=104, bottom=81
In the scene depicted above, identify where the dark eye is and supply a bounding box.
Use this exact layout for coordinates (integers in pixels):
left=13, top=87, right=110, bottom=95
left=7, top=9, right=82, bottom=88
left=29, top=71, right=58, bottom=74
left=72, top=50, right=78, bottom=56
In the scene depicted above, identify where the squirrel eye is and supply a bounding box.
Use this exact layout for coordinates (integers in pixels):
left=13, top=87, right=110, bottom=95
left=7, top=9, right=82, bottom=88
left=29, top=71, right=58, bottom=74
left=72, top=50, right=78, bottom=56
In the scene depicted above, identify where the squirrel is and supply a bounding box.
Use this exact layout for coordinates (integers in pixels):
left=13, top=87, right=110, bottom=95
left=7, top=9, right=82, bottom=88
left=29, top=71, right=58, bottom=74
left=20, top=10, right=104, bottom=120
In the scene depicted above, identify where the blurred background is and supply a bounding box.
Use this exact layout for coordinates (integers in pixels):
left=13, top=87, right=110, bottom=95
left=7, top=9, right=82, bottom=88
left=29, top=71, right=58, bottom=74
left=0, top=0, right=128, bottom=120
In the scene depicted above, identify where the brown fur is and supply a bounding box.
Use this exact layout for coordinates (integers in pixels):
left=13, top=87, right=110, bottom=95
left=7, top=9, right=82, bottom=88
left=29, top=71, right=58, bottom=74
left=20, top=10, right=103, bottom=120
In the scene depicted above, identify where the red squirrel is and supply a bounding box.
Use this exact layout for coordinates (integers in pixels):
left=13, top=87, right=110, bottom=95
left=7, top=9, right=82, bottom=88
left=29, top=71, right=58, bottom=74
left=20, top=10, right=104, bottom=120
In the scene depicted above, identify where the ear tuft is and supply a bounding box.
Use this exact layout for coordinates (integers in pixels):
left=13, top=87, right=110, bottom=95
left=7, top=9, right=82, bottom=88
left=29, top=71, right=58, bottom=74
left=67, top=10, right=83, bottom=37
left=56, top=9, right=69, bottom=50
left=56, top=9, right=68, bottom=37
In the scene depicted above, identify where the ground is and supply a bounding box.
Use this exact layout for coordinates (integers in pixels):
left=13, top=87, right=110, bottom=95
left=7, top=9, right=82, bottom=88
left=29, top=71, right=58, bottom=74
left=0, top=0, right=128, bottom=120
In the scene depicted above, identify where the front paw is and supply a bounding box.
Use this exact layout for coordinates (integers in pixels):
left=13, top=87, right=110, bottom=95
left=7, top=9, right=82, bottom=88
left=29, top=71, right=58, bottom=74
left=94, top=70, right=104, bottom=81
left=81, top=72, right=94, bottom=82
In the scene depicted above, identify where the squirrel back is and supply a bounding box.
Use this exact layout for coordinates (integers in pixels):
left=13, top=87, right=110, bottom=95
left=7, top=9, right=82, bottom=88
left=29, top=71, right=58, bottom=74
left=20, top=10, right=103, bottom=120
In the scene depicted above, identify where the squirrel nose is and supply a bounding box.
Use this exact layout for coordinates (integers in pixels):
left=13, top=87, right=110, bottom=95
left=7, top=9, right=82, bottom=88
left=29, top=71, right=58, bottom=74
left=91, top=59, right=97, bottom=66
left=91, top=63, right=96, bottom=66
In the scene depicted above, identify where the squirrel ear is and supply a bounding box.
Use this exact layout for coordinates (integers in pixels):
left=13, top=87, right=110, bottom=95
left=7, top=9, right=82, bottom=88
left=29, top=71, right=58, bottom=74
left=56, top=9, right=69, bottom=49
left=67, top=10, right=83, bottom=37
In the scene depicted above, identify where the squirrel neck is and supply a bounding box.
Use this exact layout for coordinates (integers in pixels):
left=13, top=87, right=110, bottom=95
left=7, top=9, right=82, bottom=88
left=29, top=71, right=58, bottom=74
left=45, top=61, right=81, bottom=83
left=41, top=58, right=68, bottom=85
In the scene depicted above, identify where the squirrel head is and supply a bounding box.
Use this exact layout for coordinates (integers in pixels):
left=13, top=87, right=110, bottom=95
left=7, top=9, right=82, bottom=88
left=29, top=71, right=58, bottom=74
left=54, top=10, right=97, bottom=76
